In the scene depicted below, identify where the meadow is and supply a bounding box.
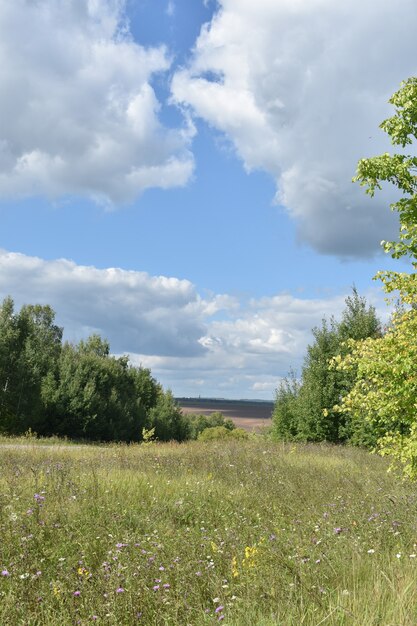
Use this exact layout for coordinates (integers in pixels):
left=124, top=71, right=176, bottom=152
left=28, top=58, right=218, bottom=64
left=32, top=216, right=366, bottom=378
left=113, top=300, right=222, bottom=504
left=1, top=437, right=417, bottom=625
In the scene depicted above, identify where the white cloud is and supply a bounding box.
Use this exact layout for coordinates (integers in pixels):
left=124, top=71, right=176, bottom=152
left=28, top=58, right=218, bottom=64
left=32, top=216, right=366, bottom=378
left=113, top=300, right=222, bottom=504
left=0, top=250, right=207, bottom=356
left=0, top=0, right=194, bottom=204
left=0, top=250, right=390, bottom=399
left=172, top=0, right=417, bottom=257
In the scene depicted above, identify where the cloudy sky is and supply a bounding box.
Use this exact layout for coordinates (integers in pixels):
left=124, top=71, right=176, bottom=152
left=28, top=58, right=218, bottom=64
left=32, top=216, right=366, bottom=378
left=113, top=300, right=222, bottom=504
left=0, top=0, right=415, bottom=399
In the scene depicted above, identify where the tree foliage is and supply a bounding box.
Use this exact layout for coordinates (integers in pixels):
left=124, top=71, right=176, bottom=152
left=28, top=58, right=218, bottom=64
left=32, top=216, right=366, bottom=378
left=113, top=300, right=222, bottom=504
left=0, top=297, right=184, bottom=442
left=272, top=289, right=381, bottom=442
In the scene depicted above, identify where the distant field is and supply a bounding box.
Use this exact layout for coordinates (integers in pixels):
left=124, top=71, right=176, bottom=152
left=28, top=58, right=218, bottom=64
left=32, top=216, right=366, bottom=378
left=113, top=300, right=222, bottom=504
left=177, top=397, right=274, bottom=431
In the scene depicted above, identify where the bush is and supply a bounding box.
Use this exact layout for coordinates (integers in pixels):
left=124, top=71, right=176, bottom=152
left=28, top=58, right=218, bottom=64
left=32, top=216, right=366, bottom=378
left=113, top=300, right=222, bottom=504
left=198, top=425, right=248, bottom=442
left=185, top=411, right=235, bottom=440
left=198, top=426, right=232, bottom=441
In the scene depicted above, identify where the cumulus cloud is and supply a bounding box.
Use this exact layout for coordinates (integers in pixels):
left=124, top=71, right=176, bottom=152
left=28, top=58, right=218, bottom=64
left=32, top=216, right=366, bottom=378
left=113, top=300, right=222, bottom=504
left=172, top=0, right=417, bottom=257
left=0, top=0, right=194, bottom=204
left=0, top=250, right=207, bottom=356
left=0, top=250, right=390, bottom=398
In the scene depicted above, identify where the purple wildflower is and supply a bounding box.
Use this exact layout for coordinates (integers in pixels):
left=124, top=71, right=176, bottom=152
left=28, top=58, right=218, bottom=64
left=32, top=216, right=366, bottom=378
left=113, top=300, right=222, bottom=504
left=163, top=583, right=170, bottom=589
left=1, top=569, right=10, bottom=577
left=116, top=587, right=125, bottom=593
left=334, top=527, right=342, bottom=535
left=73, top=591, right=81, bottom=597
left=215, top=606, right=224, bottom=613
left=153, top=585, right=160, bottom=591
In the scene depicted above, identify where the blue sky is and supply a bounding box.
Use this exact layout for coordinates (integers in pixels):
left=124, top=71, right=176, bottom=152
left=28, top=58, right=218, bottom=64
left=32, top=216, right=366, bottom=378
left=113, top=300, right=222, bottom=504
left=0, top=0, right=415, bottom=399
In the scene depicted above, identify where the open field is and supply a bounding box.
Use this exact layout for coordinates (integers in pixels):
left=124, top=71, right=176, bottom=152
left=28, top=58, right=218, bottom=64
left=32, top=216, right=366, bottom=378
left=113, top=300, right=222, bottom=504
left=1, top=438, right=417, bottom=624
left=178, top=398, right=274, bottom=432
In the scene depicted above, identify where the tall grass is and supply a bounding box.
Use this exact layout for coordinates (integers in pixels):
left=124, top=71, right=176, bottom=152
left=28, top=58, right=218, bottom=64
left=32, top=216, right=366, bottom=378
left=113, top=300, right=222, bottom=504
left=0, top=439, right=416, bottom=624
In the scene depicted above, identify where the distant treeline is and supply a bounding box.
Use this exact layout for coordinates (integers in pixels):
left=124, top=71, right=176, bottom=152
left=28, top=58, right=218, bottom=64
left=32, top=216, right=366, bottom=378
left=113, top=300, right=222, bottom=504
left=0, top=297, right=237, bottom=443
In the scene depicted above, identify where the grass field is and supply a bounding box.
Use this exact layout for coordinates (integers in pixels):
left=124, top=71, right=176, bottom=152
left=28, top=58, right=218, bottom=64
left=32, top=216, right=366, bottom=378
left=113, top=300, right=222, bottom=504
left=1, top=437, right=417, bottom=625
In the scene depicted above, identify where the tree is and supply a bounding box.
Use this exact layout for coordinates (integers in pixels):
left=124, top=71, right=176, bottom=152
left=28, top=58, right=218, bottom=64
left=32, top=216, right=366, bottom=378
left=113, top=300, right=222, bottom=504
left=272, top=289, right=381, bottom=442
left=334, top=77, right=417, bottom=475
left=147, top=389, right=189, bottom=442
left=354, top=76, right=417, bottom=304
left=42, top=337, right=157, bottom=441
left=272, top=370, right=301, bottom=440
left=0, top=298, right=168, bottom=442
left=0, top=298, right=63, bottom=434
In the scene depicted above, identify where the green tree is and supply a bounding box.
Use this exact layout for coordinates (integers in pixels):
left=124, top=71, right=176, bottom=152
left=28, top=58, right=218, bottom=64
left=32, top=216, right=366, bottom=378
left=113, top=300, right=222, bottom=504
left=272, top=289, right=381, bottom=442
left=42, top=336, right=156, bottom=441
left=0, top=298, right=63, bottom=434
left=147, top=389, right=189, bottom=442
left=335, top=77, right=417, bottom=475
left=272, top=370, right=301, bottom=440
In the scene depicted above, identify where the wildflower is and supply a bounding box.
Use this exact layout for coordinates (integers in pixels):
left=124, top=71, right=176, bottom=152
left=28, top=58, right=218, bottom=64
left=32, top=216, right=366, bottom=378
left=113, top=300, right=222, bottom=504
left=163, top=583, right=170, bottom=589
left=1, top=569, right=10, bottom=577
left=195, top=571, right=202, bottom=577
left=367, top=549, right=375, bottom=554
left=396, top=553, right=402, bottom=559
left=153, top=585, right=160, bottom=591
left=158, top=566, right=165, bottom=571
left=218, top=616, right=225, bottom=622
left=116, top=587, right=125, bottom=593
left=242, top=545, right=258, bottom=568
left=334, top=527, right=342, bottom=535
left=215, top=606, right=224, bottom=613
left=73, top=591, right=81, bottom=597
left=19, top=573, right=30, bottom=580
left=78, top=567, right=90, bottom=577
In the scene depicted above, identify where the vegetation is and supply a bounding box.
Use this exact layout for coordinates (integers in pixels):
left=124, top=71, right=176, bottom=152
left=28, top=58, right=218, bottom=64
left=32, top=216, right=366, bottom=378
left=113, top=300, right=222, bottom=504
left=272, top=288, right=381, bottom=443
left=333, top=77, right=417, bottom=477
left=0, top=297, right=226, bottom=444
left=185, top=411, right=236, bottom=440
left=1, top=438, right=417, bottom=625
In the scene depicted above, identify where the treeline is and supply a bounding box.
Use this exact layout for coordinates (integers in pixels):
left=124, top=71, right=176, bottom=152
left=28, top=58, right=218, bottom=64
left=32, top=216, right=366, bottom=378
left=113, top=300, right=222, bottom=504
left=0, top=297, right=236, bottom=443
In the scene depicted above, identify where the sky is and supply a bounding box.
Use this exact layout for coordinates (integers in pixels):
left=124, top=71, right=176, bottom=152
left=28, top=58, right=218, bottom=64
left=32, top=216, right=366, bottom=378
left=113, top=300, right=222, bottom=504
left=0, top=0, right=416, bottom=399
